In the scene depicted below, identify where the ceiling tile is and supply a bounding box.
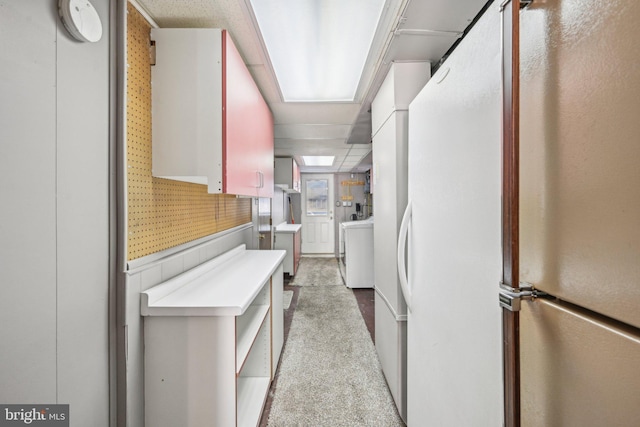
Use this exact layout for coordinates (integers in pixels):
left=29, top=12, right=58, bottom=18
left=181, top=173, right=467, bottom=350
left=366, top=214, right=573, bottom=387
left=275, top=139, right=347, bottom=149
left=347, top=147, right=372, bottom=155
left=270, top=102, right=361, bottom=124
left=274, top=124, right=352, bottom=139
left=400, top=0, right=487, bottom=31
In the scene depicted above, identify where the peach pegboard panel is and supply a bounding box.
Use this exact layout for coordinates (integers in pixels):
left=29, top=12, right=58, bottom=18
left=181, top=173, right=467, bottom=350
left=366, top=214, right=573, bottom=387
left=126, top=3, right=251, bottom=261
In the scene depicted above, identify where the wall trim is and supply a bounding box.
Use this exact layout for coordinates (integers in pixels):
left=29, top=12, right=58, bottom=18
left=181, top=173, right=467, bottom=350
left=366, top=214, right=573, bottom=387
left=126, top=223, right=253, bottom=273
left=128, top=0, right=159, bottom=28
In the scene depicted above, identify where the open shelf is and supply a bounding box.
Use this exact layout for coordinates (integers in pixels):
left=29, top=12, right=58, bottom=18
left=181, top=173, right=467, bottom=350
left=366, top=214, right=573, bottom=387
left=142, top=247, right=284, bottom=426
left=237, top=376, right=271, bottom=427
left=236, top=304, right=270, bottom=372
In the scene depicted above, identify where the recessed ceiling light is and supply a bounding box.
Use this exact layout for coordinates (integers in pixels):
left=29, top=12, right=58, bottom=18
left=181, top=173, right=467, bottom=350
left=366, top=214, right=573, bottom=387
left=249, top=0, right=385, bottom=102
left=302, top=156, right=335, bottom=166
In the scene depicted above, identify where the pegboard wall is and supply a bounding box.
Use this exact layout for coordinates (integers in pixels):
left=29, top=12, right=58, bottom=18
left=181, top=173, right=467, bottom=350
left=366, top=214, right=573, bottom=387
left=126, top=3, right=251, bottom=261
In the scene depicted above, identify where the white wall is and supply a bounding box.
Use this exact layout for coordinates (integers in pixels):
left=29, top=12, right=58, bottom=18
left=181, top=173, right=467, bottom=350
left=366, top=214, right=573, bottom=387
left=333, top=172, right=368, bottom=256
left=288, top=192, right=302, bottom=225
left=0, top=0, right=112, bottom=424
left=272, top=186, right=286, bottom=227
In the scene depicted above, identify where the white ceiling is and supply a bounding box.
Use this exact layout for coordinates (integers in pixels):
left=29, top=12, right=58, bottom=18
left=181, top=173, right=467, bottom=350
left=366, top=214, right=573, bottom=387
left=133, top=0, right=490, bottom=172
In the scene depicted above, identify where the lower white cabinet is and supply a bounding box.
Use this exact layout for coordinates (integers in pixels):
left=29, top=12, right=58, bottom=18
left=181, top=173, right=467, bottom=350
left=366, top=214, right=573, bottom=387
left=141, top=245, right=285, bottom=427
left=273, top=223, right=301, bottom=276
left=270, top=265, right=284, bottom=376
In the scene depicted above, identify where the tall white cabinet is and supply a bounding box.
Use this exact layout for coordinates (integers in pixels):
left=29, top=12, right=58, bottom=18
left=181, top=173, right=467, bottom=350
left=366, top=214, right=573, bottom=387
left=371, top=62, right=430, bottom=422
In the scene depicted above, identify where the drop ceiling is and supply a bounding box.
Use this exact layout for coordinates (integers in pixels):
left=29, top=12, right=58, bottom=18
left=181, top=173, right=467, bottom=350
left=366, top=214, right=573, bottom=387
left=133, top=0, right=491, bottom=172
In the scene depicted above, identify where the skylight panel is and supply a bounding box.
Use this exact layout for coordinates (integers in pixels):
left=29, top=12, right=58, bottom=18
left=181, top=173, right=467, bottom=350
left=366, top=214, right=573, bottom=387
left=302, top=156, right=335, bottom=166
left=249, top=0, right=386, bottom=102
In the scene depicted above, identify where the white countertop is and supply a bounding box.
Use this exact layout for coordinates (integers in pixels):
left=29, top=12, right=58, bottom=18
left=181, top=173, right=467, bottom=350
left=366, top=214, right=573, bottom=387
left=141, top=245, right=285, bottom=317
left=274, top=222, right=302, bottom=233
left=340, top=216, right=374, bottom=229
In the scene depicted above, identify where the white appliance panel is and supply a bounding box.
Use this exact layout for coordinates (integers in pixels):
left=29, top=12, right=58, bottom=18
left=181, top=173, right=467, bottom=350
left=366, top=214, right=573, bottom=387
left=372, top=62, right=429, bottom=422
left=341, top=219, right=374, bottom=288
left=373, top=112, right=408, bottom=313
left=374, top=292, right=407, bottom=418
left=405, top=6, right=503, bottom=425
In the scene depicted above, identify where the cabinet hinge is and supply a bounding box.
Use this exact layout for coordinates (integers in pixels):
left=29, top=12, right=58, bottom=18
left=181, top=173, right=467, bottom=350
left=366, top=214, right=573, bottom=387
left=149, top=40, right=156, bottom=66
left=520, top=0, right=534, bottom=9
left=499, top=282, right=547, bottom=311
left=500, top=0, right=533, bottom=11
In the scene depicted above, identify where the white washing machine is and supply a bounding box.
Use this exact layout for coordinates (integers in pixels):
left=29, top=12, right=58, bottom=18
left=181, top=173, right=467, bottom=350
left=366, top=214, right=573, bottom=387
left=339, top=217, right=374, bottom=288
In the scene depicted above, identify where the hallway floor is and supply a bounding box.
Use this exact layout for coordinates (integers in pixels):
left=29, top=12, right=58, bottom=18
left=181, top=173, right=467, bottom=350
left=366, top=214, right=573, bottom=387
left=260, top=258, right=403, bottom=426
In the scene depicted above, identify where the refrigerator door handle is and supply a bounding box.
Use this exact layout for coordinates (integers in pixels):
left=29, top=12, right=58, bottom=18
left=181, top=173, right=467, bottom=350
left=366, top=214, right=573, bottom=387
left=397, top=200, right=413, bottom=310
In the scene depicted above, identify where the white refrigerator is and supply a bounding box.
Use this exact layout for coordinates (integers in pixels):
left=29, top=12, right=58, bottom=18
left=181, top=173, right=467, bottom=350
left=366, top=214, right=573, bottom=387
left=401, top=0, right=640, bottom=425
left=400, top=5, right=504, bottom=425
left=371, top=62, right=430, bottom=422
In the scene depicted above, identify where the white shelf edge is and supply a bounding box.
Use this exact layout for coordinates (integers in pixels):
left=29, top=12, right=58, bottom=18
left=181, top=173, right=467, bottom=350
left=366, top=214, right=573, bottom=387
left=237, top=376, right=270, bottom=427
left=141, top=244, right=247, bottom=314
left=141, top=248, right=285, bottom=317
left=236, top=304, right=270, bottom=372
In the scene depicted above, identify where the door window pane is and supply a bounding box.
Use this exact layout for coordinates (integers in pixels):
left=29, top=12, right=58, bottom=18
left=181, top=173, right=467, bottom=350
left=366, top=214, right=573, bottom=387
left=306, top=179, right=328, bottom=216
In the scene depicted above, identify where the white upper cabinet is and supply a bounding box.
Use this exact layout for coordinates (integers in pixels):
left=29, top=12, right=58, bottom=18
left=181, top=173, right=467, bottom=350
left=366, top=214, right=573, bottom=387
left=274, top=157, right=301, bottom=193
left=151, top=28, right=274, bottom=197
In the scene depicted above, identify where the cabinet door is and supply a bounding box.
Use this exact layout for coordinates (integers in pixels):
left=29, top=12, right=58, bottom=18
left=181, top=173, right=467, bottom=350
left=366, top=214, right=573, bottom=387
left=151, top=28, right=224, bottom=190
left=292, top=159, right=301, bottom=192
left=256, top=115, right=274, bottom=197
left=271, top=265, right=284, bottom=376
left=223, top=31, right=273, bottom=197
left=275, top=157, right=299, bottom=192
left=293, top=231, right=301, bottom=275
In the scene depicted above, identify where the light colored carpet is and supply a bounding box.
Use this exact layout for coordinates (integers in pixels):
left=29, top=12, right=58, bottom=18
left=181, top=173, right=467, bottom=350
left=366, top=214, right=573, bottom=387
left=267, top=285, right=404, bottom=426
left=290, top=257, right=344, bottom=286
left=283, top=290, right=293, bottom=310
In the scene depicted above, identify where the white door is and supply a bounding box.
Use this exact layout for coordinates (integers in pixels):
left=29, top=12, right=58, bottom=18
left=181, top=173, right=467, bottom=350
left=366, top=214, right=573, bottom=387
left=301, top=174, right=334, bottom=254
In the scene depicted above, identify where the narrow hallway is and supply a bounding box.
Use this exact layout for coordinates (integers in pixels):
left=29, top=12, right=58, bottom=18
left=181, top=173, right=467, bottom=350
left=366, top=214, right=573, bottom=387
left=260, top=258, right=403, bottom=426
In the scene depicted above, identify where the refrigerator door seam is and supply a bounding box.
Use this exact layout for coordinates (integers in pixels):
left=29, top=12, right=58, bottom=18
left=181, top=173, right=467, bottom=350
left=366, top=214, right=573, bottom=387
left=374, top=287, right=408, bottom=321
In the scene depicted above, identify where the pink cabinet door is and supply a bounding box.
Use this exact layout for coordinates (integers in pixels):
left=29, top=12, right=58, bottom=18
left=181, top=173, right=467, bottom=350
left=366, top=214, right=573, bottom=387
left=293, top=230, right=301, bottom=275
left=222, top=31, right=273, bottom=197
